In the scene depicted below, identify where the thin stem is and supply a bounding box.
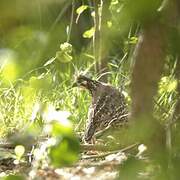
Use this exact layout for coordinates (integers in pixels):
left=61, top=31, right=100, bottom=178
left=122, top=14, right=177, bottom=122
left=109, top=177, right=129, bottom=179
left=49, top=1, right=71, bottom=32
left=93, top=0, right=102, bottom=72
left=67, top=0, right=75, bottom=42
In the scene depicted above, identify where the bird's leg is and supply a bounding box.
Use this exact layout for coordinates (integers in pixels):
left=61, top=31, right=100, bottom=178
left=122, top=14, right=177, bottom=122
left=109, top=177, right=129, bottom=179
left=91, top=136, right=96, bottom=144
left=83, top=136, right=95, bottom=144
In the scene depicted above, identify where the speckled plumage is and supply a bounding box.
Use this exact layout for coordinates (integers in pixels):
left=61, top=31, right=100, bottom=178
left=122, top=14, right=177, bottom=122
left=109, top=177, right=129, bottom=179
left=74, top=75, right=128, bottom=142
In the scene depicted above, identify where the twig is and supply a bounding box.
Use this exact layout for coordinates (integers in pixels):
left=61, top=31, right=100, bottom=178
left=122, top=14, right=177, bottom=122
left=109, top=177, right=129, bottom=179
left=80, top=144, right=111, bottom=152
left=77, top=160, right=120, bottom=168
left=81, top=143, right=139, bottom=160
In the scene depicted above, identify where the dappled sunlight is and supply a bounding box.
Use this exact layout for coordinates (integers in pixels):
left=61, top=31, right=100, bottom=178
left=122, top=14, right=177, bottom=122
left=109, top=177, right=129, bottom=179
left=0, top=0, right=179, bottom=179
left=0, top=49, right=19, bottom=84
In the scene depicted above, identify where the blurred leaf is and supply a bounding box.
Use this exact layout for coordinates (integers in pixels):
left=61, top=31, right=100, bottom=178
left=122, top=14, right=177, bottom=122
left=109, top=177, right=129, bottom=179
left=56, top=51, right=73, bottom=63
left=48, top=114, right=79, bottom=167
left=83, top=27, right=95, bottom=38
left=3, top=175, right=25, bottom=180
left=107, top=21, right=112, bottom=28
left=52, top=121, right=73, bottom=137
left=14, top=145, right=25, bottom=159
left=2, top=61, right=19, bottom=83
left=49, top=135, right=80, bottom=167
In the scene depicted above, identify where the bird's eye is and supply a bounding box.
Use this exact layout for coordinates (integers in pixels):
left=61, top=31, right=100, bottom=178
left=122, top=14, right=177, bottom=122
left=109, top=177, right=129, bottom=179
left=81, top=80, right=87, bottom=86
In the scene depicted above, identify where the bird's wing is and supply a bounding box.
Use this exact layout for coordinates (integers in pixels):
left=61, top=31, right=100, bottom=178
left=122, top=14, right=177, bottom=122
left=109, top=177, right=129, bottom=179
left=84, top=93, right=110, bottom=141
left=94, top=91, right=128, bottom=127
left=84, top=87, right=128, bottom=141
left=84, top=103, right=96, bottom=141
left=92, top=93, right=114, bottom=127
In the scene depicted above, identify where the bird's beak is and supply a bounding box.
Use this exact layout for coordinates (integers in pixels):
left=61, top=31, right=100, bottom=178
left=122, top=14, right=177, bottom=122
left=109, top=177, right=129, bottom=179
left=72, top=82, right=78, bottom=88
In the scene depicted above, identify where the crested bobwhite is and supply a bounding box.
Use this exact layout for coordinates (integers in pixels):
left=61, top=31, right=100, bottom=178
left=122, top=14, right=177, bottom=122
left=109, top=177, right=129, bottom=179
left=73, top=75, right=128, bottom=142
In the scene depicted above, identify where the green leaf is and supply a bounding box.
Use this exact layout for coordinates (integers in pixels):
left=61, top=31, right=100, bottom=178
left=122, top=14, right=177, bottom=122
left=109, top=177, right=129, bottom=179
left=51, top=120, right=73, bottom=137
left=129, top=37, right=138, bottom=44
left=76, top=5, right=88, bottom=15
left=56, top=51, right=73, bottom=63
left=76, top=5, right=88, bottom=23
left=49, top=136, right=80, bottom=167
left=83, top=27, right=95, bottom=38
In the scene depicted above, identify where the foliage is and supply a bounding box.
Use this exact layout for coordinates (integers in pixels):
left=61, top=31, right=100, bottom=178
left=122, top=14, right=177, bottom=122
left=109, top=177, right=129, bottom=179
left=0, top=0, right=179, bottom=179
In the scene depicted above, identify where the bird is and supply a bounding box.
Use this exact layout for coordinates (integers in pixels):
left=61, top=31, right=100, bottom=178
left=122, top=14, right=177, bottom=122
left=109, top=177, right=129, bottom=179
left=73, top=75, right=128, bottom=143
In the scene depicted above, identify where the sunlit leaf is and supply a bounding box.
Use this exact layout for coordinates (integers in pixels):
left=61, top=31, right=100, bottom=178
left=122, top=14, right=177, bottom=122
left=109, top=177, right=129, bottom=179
left=76, top=5, right=88, bottom=15
left=14, top=145, right=25, bottom=159
left=83, top=27, right=95, bottom=38
left=2, top=61, right=19, bottom=83
left=129, top=37, right=138, bottom=44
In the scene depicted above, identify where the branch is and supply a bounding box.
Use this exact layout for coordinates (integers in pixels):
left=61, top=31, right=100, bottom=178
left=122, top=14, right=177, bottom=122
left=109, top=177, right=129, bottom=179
left=81, top=143, right=139, bottom=160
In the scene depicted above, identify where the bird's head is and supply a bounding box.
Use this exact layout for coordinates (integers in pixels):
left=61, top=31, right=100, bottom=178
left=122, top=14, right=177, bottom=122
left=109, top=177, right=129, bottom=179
left=72, top=75, right=99, bottom=94
left=73, top=75, right=89, bottom=88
